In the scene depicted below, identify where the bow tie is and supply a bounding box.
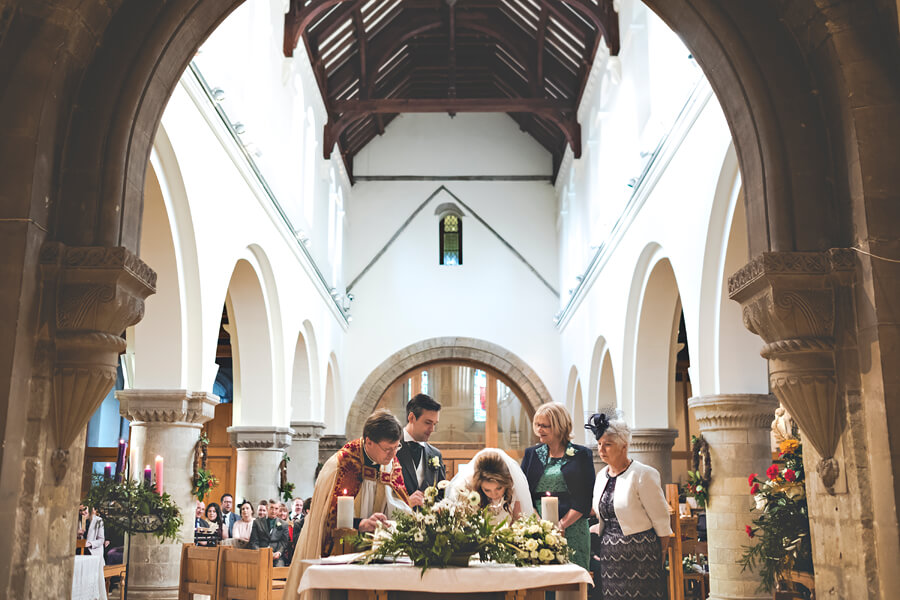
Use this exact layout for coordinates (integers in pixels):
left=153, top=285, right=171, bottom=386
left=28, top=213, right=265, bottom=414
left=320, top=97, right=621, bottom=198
left=408, top=441, right=423, bottom=465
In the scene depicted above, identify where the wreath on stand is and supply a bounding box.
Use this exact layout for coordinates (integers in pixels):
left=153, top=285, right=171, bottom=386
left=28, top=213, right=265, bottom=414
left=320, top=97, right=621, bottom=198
left=686, top=435, right=711, bottom=508
left=192, top=432, right=218, bottom=502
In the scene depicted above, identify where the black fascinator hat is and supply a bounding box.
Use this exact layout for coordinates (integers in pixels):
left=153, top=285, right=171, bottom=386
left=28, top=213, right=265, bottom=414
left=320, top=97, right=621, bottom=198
left=585, top=413, right=610, bottom=440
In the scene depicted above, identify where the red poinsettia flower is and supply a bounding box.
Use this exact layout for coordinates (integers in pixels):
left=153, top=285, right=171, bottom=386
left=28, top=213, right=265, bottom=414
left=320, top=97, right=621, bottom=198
left=748, top=473, right=758, bottom=487
left=750, top=483, right=760, bottom=494
left=746, top=525, right=754, bottom=538
left=766, top=464, right=780, bottom=480
left=784, top=468, right=797, bottom=482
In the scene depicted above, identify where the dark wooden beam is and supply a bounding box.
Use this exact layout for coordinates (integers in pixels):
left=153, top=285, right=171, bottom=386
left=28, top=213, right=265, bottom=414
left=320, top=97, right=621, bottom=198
left=334, top=97, right=572, bottom=114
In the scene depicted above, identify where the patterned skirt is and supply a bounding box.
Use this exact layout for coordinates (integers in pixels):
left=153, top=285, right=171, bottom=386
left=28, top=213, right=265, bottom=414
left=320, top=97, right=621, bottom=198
left=598, top=519, right=666, bottom=600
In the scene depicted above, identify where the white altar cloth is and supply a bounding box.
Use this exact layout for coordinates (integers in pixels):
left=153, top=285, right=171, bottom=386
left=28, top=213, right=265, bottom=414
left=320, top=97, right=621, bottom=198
left=298, top=558, right=592, bottom=597
left=72, top=554, right=108, bottom=600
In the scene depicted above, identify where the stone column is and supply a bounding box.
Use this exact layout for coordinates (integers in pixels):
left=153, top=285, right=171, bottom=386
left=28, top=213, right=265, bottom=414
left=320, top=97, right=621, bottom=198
left=118, top=389, right=217, bottom=600
left=688, top=393, right=779, bottom=600
left=318, top=434, right=348, bottom=466
left=287, top=421, right=325, bottom=500
left=228, top=426, right=293, bottom=503
left=628, top=428, right=679, bottom=485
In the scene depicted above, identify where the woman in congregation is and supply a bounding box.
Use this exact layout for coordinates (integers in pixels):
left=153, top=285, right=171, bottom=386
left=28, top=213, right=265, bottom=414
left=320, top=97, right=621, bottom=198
left=448, top=448, right=534, bottom=524
left=231, top=501, right=255, bottom=548
left=205, top=502, right=224, bottom=541
left=520, top=403, right=595, bottom=569
left=587, top=413, right=672, bottom=600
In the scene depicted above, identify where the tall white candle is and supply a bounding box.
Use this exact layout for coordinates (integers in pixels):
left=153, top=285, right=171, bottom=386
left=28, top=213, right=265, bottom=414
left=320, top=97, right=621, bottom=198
left=336, top=490, right=354, bottom=529
left=541, top=494, right=559, bottom=525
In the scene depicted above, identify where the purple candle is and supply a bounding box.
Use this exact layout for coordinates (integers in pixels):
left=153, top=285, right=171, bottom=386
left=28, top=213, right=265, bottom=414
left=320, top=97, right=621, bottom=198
left=114, top=439, right=127, bottom=483
left=144, top=465, right=152, bottom=485
left=103, top=463, right=112, bottom=479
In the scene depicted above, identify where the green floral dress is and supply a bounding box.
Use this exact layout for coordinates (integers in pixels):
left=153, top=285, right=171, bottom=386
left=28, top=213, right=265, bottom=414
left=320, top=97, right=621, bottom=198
left=535, top=444, right=590, bottom=569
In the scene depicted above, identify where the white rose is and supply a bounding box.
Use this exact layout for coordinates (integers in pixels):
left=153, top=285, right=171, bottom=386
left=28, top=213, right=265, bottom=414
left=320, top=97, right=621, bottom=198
left=437, top=480, right=450, bottom=490
left=528, top=525, right=541, bottom=535
left=524, top=539, right=539, bottom=552
left=468, top=491, right=481, bottom=505
left=754, top=494, right=767, bottom=511
left=539, top=548, right=555, bottom=562
left=516, top=550, right=529, bottom=560
left=541, top=521, right=553, bottom=533
left=545, top=534, right=558, bottom=546
left=556, top=553, right=567, bottom=563
left=530, top=550, right=539, bottom=559
left=413, top=531, right=424, bottom=542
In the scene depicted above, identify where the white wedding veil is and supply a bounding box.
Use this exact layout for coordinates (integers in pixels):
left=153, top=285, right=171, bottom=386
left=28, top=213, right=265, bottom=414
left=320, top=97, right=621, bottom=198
left=447, top=448, right=534, bottom=518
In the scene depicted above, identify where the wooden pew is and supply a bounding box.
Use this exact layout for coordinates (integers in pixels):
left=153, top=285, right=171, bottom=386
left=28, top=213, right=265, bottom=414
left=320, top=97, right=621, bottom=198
left=179, top=543, right=221, bottom=600
left=104, top=563, right=127, bottom=596
left=75, top=539, right=88, bottom=555
left=218, top=546, right=287, bottom=600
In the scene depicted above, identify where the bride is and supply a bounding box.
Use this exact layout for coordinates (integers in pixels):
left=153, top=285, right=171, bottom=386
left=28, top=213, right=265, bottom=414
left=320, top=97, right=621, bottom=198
left=448, top=448, right=535, bottom=524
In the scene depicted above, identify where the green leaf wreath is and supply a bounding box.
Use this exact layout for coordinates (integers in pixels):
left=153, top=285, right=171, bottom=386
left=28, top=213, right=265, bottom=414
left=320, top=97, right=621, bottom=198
left=85, top=475, right=183, bottom=542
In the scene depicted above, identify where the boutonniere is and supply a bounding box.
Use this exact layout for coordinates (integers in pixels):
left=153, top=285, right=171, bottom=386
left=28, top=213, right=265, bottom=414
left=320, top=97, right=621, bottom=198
left=276, top=520, right=282, bottom=526
left=565, top=447, right=576, bottom=457
left=428, top=456, right=441, bottom=468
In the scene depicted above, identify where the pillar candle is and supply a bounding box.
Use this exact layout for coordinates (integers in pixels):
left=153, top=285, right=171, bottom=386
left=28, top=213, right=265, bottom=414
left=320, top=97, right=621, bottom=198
left=336, top=490, right=354, bottom=529
left=541, top=493, right=559, bottom=525
left=114, top=439, right=127, bottom=482
left=103, top=463, right=112, bottom=479
left=144, top=465, right=152, bottom=486
left=154, top=455, right=164, bottom=494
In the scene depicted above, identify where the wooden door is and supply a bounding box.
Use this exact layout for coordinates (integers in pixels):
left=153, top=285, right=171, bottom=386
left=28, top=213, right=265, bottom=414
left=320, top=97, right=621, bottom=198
left=203, top=402, right=237, bottom=501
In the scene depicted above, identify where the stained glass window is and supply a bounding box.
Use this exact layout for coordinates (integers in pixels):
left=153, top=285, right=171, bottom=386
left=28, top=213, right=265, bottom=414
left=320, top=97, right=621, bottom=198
left=439, top=215, right=462, bottom=265
left=473, top=369, right=487, bottom=422
left=421, top=370, right=429, bottom=395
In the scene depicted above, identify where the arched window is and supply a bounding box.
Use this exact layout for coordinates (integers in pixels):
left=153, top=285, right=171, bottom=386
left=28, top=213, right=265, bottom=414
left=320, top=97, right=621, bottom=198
left=439, top=214, right=462, bottom=265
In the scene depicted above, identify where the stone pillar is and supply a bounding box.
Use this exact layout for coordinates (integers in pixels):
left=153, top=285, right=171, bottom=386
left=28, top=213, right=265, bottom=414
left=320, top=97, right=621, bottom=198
left=228, top=426, right=293, bottom=504
left=117, top=389, right=216, bottom=600
left=318, top=434, right=347, bottom=466
left=287, top=421, right=325, bottom=500
left=689, top=393, right=779, bottom=600
left=628, top=428, right=679, bottom=485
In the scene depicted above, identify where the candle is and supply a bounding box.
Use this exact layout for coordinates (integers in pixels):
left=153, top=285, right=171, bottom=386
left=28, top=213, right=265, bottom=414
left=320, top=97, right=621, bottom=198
left=103, top=463, right=112, bottom=479
left=336, top=489, right=354, bottom=529
left=541, top=493, right=559, bottom=526
left=154, top=455, right=164, bottom=494
left=114, top=439, right=127, bottom=482
left=144, top=465, right=152, bottom=486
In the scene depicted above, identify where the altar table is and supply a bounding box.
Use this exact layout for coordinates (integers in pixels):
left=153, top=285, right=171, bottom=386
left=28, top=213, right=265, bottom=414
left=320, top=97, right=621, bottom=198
left=72, top=554, right=108, bottom=600
left=297, top=559, right=592, bottom=600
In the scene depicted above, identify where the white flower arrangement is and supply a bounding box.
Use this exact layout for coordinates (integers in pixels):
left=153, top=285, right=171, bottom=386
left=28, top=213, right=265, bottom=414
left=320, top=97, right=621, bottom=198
left=565, top=447, right=575, bottom=457
left=502, top=514, right=572, bottom=566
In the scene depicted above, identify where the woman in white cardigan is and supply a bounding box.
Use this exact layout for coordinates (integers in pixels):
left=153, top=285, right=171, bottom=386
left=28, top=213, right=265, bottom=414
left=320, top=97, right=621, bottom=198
left=587, top=414, right=672, bottom=600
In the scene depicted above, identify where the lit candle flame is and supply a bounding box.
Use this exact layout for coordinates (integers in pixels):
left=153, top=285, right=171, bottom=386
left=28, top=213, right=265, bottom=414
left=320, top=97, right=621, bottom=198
left=343, top=488, right=348, bottom=495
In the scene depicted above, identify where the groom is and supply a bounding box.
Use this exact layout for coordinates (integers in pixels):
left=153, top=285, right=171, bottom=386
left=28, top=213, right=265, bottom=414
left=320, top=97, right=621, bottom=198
left=397, top=393, right=446, bottom=500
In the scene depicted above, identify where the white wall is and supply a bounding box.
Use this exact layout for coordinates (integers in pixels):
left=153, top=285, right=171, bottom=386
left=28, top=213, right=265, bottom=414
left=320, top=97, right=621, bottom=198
left=345, top=113, right=562, bottom=415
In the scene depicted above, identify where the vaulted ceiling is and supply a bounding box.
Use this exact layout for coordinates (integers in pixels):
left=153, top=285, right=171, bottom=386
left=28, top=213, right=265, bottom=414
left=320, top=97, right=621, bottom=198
left=284, top=0, right=619, bottom=180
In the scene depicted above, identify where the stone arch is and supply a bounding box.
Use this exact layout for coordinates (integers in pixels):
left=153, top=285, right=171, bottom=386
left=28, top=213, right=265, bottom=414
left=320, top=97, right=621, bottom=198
left=346, top=337, right=552, bottom=438
left=597, top=351, right=618, bottom=417
left=697, top=143, right=768, bottom=396
left=302, top=320, right=322, bottom=420
left=623, top=244, right=682, bottom=428
left=566, top=366, right=586, bottom=444
left=130, top=161, right=184, bottom=389
left=290, top=330, right=312, bottom=421
left=224, top=254, right=276, bottom=426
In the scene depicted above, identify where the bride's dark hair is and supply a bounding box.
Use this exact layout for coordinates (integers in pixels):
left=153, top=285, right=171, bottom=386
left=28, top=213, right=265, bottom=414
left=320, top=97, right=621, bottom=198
left=471, top=451, right=514, bottom=512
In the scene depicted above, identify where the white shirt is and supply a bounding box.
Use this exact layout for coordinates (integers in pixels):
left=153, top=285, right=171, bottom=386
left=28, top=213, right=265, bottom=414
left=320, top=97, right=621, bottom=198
left=360, top=447, right=412, bottom=519
left=403, top=429, right=426, bottom=487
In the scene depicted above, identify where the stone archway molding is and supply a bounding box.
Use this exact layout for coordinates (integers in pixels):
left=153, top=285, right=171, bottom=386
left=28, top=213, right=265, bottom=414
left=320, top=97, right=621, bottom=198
left=346, top=337, right=553, bottom=438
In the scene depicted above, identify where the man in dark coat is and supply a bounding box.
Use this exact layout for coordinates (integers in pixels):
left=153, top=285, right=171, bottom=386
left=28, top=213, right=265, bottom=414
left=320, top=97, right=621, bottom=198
left=249, top=500, right=290, bottom=566
left=396, top=393, right=446, bottom=501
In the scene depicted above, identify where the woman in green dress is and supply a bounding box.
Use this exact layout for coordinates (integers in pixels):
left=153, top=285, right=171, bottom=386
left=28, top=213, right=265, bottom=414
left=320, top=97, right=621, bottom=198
left=520, top=403, right=596, bottom=570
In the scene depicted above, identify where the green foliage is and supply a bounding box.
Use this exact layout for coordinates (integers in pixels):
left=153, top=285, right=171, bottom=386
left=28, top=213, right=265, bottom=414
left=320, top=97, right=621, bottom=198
left=356, top=483, right=515, bottom=574
left=85, top=475, right=183, bottom=543
left=279, top=481, right=295, bottom=502
left=739, top=437, right=813, bottom=592
left=192, top=469, right=219, bottom=502
left=500, top=513, right=573, bottom=566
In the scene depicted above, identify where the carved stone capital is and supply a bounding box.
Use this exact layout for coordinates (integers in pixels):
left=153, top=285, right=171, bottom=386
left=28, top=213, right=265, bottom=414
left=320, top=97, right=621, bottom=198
left=688, top=394, right=779, bottom=431
left=117, top=390, right=217, bottom=426
left=38, top=243, right=156, bottom=477
left=319, top=434, right=347, bottom=464
left=629, top=428, right=679, bottom=452
left=228, top=426, right=293, bottom=451
left=290, top=421, right=326, bottom=441
left=727, top=250, right=854, bottom=490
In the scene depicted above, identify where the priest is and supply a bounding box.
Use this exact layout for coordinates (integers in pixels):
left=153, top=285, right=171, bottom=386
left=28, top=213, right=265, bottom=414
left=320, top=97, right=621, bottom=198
left=284, top=409, right=419, bottom=599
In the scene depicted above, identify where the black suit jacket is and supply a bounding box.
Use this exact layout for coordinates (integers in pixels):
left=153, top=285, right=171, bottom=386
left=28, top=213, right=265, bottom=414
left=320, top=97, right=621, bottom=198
left=248, top=517, right=290, bottom=556
left=521, top=443, right=595, bottom=517
left=397, top=439, right=446, bottom=495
